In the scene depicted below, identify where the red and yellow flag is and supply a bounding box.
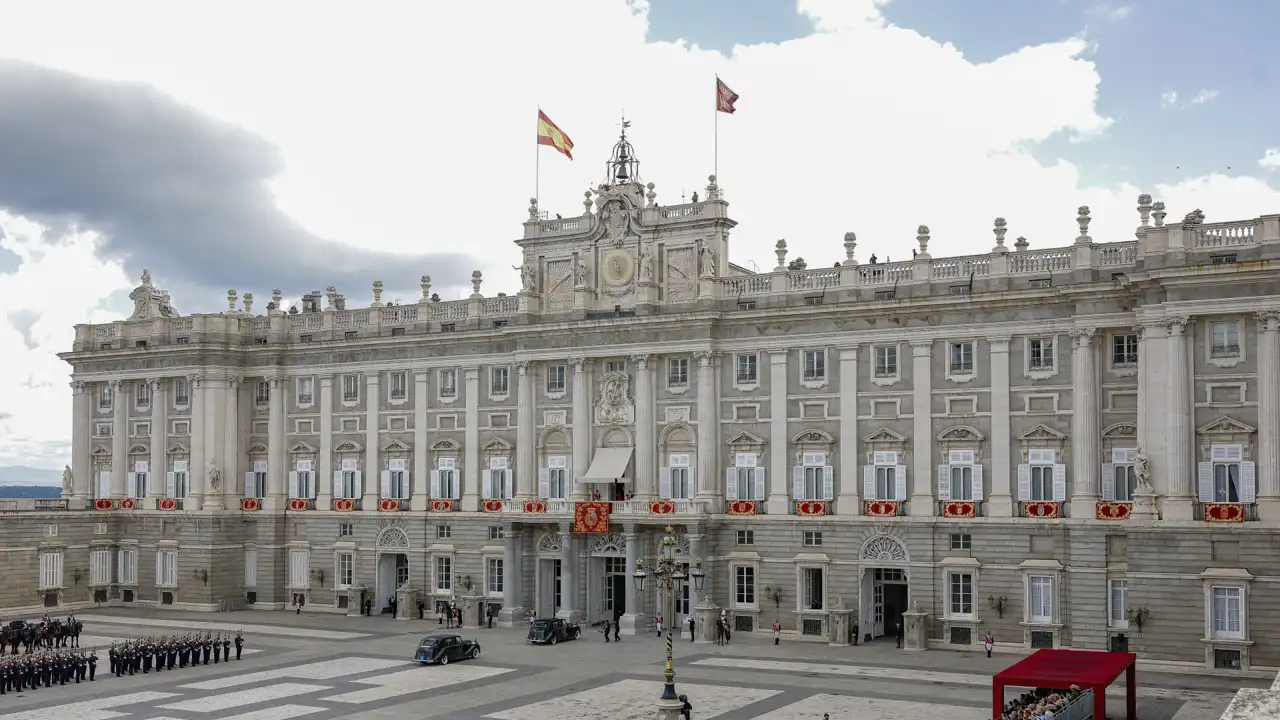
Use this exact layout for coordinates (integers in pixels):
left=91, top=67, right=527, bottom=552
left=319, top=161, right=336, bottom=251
left=537, top=110, right=574, bottom=160
left=716, top=77, right=739, bottom=114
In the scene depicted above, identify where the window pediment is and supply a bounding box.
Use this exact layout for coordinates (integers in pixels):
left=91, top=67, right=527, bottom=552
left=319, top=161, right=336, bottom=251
left=246, top=443, right=268, bottom=455
left=381, top=439, right=412, bottom=454
left=1197, top=416, right=1256, bottom=437
left=430, top=439, right=460, bottom=452
left=289, top=441, right=317, bottom=455
left=937, top=425, right=983, bottom=443
left=334, top=440, right=363, bottom=455
left=1017, top=424, right=1067, bottom=442
left=1101, top=422, right=1137, bottom=439
left=660, top=422, right=695, bottom=447
left=725, top=430, right=766, bottom=448
left=92, top=446, right=113, bottom=457
left=538, top=425, right=570, bottom=449
left=792, top=429, right=835, bottom=445
left=127, top=444, right=149, bottom=455
left=862, top=427, right=907, bottom=445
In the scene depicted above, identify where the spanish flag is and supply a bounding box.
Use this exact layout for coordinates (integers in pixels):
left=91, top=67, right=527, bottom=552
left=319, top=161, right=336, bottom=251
left=537, top=110, right=574, bottom=160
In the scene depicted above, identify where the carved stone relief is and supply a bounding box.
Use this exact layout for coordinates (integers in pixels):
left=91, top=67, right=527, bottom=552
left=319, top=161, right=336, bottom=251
left=666, top=247, right=695, bottom=302
left=594, top=371, right=635, bottom=425
left=545, top=259, right=574, bottom=311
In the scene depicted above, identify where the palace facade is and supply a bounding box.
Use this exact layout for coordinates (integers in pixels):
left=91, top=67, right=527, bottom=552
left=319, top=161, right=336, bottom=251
left=8, top=133, right=1280, bottom=674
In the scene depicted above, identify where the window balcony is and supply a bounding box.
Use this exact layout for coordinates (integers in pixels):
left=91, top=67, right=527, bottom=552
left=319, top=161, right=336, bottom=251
left=939, top=500, right=983, bottom=519
left=156, top=498, right=185, bottom=511
left=1095, top=501, right=1132, bottom=520
left=287, top=498, right=316, bottom=511
left=792, top=499, right=831, bottom=516
left=1019, top=501, right=1066, bottom=519
left=864, top=499, right=904, bottom=517
left=331, top=498, right=362, bottom=512
left=377, top=498, right=411, bottom=512
left=1194, top=502, right=1257, bottom=523
left=428, top=498, right=457, bottom=513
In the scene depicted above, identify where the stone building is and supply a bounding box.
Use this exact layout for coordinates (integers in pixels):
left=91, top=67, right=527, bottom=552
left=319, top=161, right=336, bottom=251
left=7, top=131, right=1280, bottom=674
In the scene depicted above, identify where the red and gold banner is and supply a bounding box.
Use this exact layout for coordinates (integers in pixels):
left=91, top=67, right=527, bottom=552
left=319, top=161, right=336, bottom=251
left=795, top=500, right=828, bottom=517
left=241, top=498, right=261, bottom=511
left=523, top=500, right=547, bottom=513
left=94, top=498, right=115, bottom=511
left=726, top=500, right=758, bottom=516
left=288, top=498, right=309, bottom=511
left=483, top=499, right=504, bottom=513
left=1203, top=502, right=1245, bottom=523
left=649, top=500, right=675, bottom=515
left=574, top=501, right=611, bottom=533
left=119, top=498, right=137, bottom=510
left=864, top=500, right=899, bottom=517
left=333, top=498, right=355, bottom=512
left=1095, top=501, right=1132, bottom=520
left=378, top=499, right=400, bottom=512
left=158, top=498, right=178, bottom=511
left=1023, top=501, right=1060, bottom=519
left=943, top=501, right=977, bottom=518
left=430, top=499, right=454, bottom=513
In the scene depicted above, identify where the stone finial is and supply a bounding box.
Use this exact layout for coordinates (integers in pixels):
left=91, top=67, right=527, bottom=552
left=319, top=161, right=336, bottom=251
left=1181, top=208, right=1205, bottom=228
left=646, top=182, right=657, bottom=208
left=843, top=232, right=857, bottom=266
left=916, top=225, right=931, bottom=258
left=774, top=239, right=788, bottom=272
left=324, top=286, right=338, bottom=311
left=420, top=275, right=432, bottom=301
left=705, top=174, right=721, bottom=201
left=334, top=294, right=346, bottom=311
left=1014, top=236, right=1029, bottom=252
left=272, top=288, right=283, bottom=307
left=227, top=289, right=238, bottom=312
left=372, top=280, right=384, bottom=307
left=528, top=197, right=539, bottom=220
left=583, top=190, right=593, bottom=215
left=1152, top=201, right=1167, bottom=227
left=1137, top=194, right=1153, bottom=228
left=1075, top=205, right=1092, bottom=245
left=470, top=270, right=483, bottom=298
left=992, top=217, right=1009, bottom=253
left=141, top=269, right=153, bottom=287
left=243, top=292, right=254, bottom=314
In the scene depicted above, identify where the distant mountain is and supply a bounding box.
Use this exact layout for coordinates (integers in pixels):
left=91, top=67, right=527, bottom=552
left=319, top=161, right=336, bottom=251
left=0, top=485, right=62, bottom=498
left=0, top=466, right=61, bottom=486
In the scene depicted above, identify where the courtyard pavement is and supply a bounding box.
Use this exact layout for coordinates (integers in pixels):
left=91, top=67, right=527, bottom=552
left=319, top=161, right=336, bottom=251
left=0, top=608, right=1268, bottom=720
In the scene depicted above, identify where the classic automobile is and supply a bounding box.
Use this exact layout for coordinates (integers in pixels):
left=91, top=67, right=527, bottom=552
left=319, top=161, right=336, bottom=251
left=526, top=617, right=581, bottom=644
left=414, top=632, right=481, bottom=665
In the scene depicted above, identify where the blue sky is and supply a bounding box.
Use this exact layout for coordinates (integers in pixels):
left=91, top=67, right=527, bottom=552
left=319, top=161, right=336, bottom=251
left=648, top=0, right=1280, bottom=190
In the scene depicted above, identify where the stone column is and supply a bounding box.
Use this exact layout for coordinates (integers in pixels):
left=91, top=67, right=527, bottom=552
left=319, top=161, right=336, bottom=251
left=411, top=372, right=430, bottom=511
left=987, top=339, right=1014, bottom=517
left=462, top=368, right=481, bottom=511
left=188, top=376, right=205, bottom=507
left=619, top=524, right=645, bottom=634
left=1255, top=311, right=1280, bottom=519
left=908, top=342, right=935, bottom=516
left=766, top=350, right=790, bottom=515
left=632, top=354, right=655, bottom=501
left=837, top=348, right=860, bottom=515
left=695, top=351, right=719, bottom=500
left=556, top=524, right=580, bottom=623
left=570, top=357, right=591, bottom=500
left=1069, top=329, right=1100, bottom=518
left=215, top=377, right=240, bottom=509
left=1163, top=317, right=1194, bottom=520
left=149, top=378, right=166, bottom=501
left=497, top=525, right=526, bottom=625
left=264, top=375, right=285, bottom=510
left=110, top=380, right=128, bottom=498
left=1138, top=322, right=1169, bottom=497
left=515, top=362, right=536, bottom=500
left=202, top=378, right=226, bottom=510
left=317, top=376, right=334, bottom=508
left=70, top=382, right=91, bottom=506
left=364, top=374, right=380, bottom=510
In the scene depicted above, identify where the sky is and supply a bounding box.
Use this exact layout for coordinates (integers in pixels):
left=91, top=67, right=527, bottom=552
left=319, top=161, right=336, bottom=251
left=0, top=0, right=1276, bottom=479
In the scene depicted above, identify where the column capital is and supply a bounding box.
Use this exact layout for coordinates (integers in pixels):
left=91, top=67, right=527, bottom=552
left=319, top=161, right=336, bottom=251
left=70, top=381, right=88, bottom=394
left=1163, top=316, right=1190, bottom=335
left=365, top=372, right=380, bottom=386
left=910, top=341, right=932, bottom=356
left=692, top=350, right=717, bottom=366
left=628, top=354, right=651, bottom=369
left=1256, top=310, right=1280, bottom=333
left=1069, top=328, right=1096, bottom=346
left=106, top=379, right=124, bottom=391
left=145, top=377, right=163, bottom=391
left=568, top=355, right=586, bottom=372
left=986, top=337, right=1011, bottom=352
left=515, top=361, right=531, bottom=376
left=226, top=375, right=243, bottom=390
left=267, top=374, right=285, bottom=389
left=839, top=347, right=860, bottom=362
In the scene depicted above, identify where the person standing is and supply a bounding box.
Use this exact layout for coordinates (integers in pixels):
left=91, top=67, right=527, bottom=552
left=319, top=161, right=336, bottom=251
left=656, top=614, right=663, bottom=637
left=234, top=631, right=244, bottom=661
left=418, top=599, right=426, bottom=620
left=772, top=620, right=781, bottom=646
left=688, top=617, right=696, bottom=642
left=613, top=620, right=620, bottom=643
left=895, top=618, right=904, bottom=649
left=984, top=631, right=995, bottom=658
left=602, top=620, right=611, bottom=642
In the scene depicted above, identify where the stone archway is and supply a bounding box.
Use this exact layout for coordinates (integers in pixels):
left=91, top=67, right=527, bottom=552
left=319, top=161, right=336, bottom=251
left=375, top=526, right=411, bottom=614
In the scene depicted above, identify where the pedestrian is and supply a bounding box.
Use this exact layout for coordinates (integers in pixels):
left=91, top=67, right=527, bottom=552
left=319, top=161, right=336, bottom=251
left=418, top=599, right=425, bottom=620
left=773, top=620, right=781, bottom=646
left=234, top=632, right=244, bottom=661
left=895, top=618, right=904, bottom=649
left=613, top=620, right=620, bottom=643
left=688, top=617, right=696, bottom=642
left=656, top=614, right=663, bottom=637
left=984, top=631, right=994, bottom=658
left=602, top=620, right=611, bottom=642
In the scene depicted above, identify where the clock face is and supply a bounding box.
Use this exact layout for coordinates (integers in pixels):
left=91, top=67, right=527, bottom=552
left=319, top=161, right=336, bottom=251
left=601, top=250, right=634, bottom=286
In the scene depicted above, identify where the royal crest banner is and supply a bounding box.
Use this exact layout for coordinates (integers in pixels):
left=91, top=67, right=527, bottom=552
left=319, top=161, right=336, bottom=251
left=574, top=501, right=611, bottom=534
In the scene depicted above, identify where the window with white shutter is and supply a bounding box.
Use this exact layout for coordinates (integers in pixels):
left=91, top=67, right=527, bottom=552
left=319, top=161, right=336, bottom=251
left=118, top=548, right=137, bottom=585
left=940, top=450, right=979, bottom=502
left=664, top=454, right=692, bottom=500
left=383, top=458, right=408, bottom=499
left=156, top=550, right=176, bottom=587
left=244, top=549, right=258, bottom=588
left=1103, top=448, right=1138, bottom=502
left=1206, top=444, right=1252, bottom=503
left=796, top=452, right=831, bottom=500
left=1023, top=449, right=1062, bottom=502
left=39, top=552, right=62, bottom=589
left=542, top=456, right=568, bottom=499
left=1028, top=575, right=1053, bottom=623
left=171, top=461, right=189, bottom=499
left=289, top=549, right=310, bottom=588
left=727, top=453, right=763, bottom=501
left=866, top=451, right=903, bottom=501
left=90, top=549, right=111, bottom=586
left=433, top=457, right=459, bottom=499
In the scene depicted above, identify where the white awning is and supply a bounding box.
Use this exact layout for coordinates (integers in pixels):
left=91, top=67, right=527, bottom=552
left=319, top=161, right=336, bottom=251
left=580, top=447, right=634, bottom=483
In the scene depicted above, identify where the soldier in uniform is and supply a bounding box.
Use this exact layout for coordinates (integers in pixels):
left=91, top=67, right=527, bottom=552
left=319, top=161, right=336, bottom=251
left=178, top=638, right=189, bottom=668
left=167, top=639, right=177, bottom=670
left=202, top=634, right=212, bottom=665
left=108, top=643, right=118, bottom=676
left=212, top=633, right=221, bottom=663
left=222, top=634, right=231, bottom=662
left=141, top=639, right=151, bottom=674
left=88, top=648, right=97, bottom=681
left=234, top=630, right=244, bottom=660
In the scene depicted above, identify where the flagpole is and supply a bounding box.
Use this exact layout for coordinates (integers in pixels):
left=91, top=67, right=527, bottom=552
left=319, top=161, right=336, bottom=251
left=713, top=76, right=719, bottom=181
left=535, top=106, right=541, bottom=208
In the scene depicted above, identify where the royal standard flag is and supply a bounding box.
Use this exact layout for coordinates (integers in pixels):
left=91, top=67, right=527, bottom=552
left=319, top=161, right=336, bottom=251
left=537, top=110, right=574, bottom=160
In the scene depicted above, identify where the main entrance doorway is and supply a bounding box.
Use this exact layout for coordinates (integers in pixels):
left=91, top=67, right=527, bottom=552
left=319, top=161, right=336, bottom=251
left=376, top=553, right=409, bottom=613
left=590, top=556, right=627, bottom=624
left=537, top=558, right=562, bottom=619
left=864, top=567, right=908, bottom=640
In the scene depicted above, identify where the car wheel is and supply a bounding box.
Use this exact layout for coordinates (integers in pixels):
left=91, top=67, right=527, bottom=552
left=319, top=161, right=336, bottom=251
left=471, top=646, right=481, bottom=659
left=550, top=635, right=558, bottom=645
left=439, top=654, right=449, bottom=665
left=574, top=629, right=581, bottom=639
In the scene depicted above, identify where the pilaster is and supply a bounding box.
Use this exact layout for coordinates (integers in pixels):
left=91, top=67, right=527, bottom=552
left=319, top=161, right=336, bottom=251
left=619, top=524, right=646, bottom=634
left=556, top=524, right=581, bottom=623
left=317, top=376, right=334, bottom=508
left=1069, top=329, right=1100, bottom=519
left=188, top=376, right=205, bottom=508
left=1163, top=317, right=1194, bottom=520
left=110, top=380, right=128, bottom=499
left=836, top=348, right=860, bottom=515
left=1254, top=311, right=1280, bottom=519
left=411, top=372, right=429, bottom=511
left=908, top=342, right=935, bottom=516
left=364, top=374, right=380, bottom=510
left=149, top=379, right=166, bottom=500
left=263, top=374, right=286, bottom=511
left=987, top=339, right=1013, bottom=517
left=202, top=377, right=227, bottom=510
left=70, top=382, right=91, bottom=506
left=516, top=362, right=536, bottom=500
left=497, top=526, right=525, bottom=626
left=570, top=356, right=591, bottom=500
left=633, top=355, right=656, bottom=502
left=766, top=350, right=790, bottom=515
left=695, top=351, right=719, bottom=501
left=1138, top=322, right=1169, bottom=498
left=462, top=367, right=481, bottom=512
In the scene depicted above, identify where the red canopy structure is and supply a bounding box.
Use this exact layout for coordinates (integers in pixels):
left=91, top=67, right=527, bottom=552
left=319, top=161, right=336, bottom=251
left=992, top=649, right=1137, bottom=720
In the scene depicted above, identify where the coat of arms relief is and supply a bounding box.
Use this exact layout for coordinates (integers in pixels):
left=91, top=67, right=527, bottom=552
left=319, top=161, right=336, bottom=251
left=594, top=371, right=635, bottom=424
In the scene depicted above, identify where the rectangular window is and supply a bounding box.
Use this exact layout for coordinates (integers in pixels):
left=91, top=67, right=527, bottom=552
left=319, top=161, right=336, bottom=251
left=874, top=451, right=898, bottom=501
left=296, top=377, right=314, bottom=405
left=735, top=354, right=758, bottom=384
left=99, top=384, right=113, bottom=410
left=547, top=456, right=568, bottom=499
left=289, top=549, right=309, bottom=588
left=171, top=461, right=190, bottom=500
left=736, top=530, right=754, bottom=545
left=437, top=524, right=452, bottom=539
left=39, top=552, right=62, bottom=589
left=1212, top=444, right=1243, bottom=503
left=243, top=549, right=257, bottom=587
left=440, top=369, right=457, bottom=397
left=949, top=573, right=974, bottom=617
left=1029, top=338, right=1054, bottom=369
left=667, top=454, right=691, bottom=500
left=342, top=375, right=360, bottom=402
left=801, top=452, right=826, bottom=500
left=605, top=360, right=626, bottom=374
left=118, top=548, right=137, bottom=585
left=339, top=469, right=359, bottom=499
left=337, top=552, right=353, bottom=589
left=802, top=350, right=826, bottom=382
left=291, top=463, right=315, bottom=499
left=90, top=549, right=111, bottom=586
left=732, top=452, right=761, bottom=501
left=667, top=357, right=689, bottom=388
left=436, top=556, right=452, bottom=592
left=949, top=342, right=974, bottom=374
left=131, top=463, right=150, bottom=499
left=1112, top=334, right=1138, bottom=367
left=950, top=533, right=971, bottom=550
left=389, top=372, right=407, bottom=400
left=339, top=522, right=354, bottom=537
left=491, top=366, right=509, bottom=395
left=1211, top=321, right=1241, bottom=358
left=486, top=558, right=504, bottom=596
left=488, top=525, right=505, bottom=540
left=1211, top=586, right=1243, bottom=639
left=255, top=381, right=270, bottom=405
left=174, top=379, right=189, bottom=406
left=874, top=345, right=898, bottom=377
left=387, top=466, right=407, bottom=499
left=803, top=531, right=823, bottom=547
left=438, top=468, right=457, bottom=499
left=734, top=565, right=755, bottom=606
left=1108, top=579, right=1128, bottom=628
left=489, top=464, right=511, bottom=499
left=136, top=381, right=151, bottom=408
left=250, top=460, right=267, bottom=499
left=948, top=449, right=975, bottom=502
left=156, top=550, right=176, bottom=587
left=1029, top=575, right=1053, bottom=623
left=1029, top=450, right=1055, bottom=501
left=1111, top=448, right=1137, bottom=502
left=546, top=364, right=566, bottom=393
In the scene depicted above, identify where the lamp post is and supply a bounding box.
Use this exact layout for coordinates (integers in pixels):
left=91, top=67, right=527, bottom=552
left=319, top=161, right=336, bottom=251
left=633, top=525, right=705, bottom=713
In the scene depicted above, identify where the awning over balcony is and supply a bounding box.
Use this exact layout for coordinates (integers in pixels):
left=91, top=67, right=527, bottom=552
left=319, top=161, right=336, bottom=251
left=580, top=447, right=634, bottom=483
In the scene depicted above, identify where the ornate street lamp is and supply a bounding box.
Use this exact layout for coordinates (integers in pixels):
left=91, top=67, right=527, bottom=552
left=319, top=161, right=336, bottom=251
left=633, top=525, right=706, bottom=710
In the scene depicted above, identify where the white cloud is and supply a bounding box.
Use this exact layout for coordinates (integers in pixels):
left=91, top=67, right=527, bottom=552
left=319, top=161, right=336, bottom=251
left=0, top=0, right=1276, bottom=467
left=1261, top=148, right=1280, bottom=170
left=1190, top=88, right=1220, bottom=105
left=1085, top=2, right=1134, bottom=22
left=1160, top=91, right=1179, bottom=108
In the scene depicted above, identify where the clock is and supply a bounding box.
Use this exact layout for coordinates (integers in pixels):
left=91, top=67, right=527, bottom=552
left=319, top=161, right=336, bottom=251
left=600, top=249, right=634, bottom=287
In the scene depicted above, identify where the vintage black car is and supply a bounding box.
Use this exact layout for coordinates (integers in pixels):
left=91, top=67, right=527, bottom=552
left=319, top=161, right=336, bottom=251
left=526, top=617, right=581, bottom=644
left=414, top=632, right=480, bottom=665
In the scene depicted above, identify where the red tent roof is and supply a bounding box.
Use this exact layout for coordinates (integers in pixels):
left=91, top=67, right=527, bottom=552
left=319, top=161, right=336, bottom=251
left=994, top=649, right=1136, bottom=689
